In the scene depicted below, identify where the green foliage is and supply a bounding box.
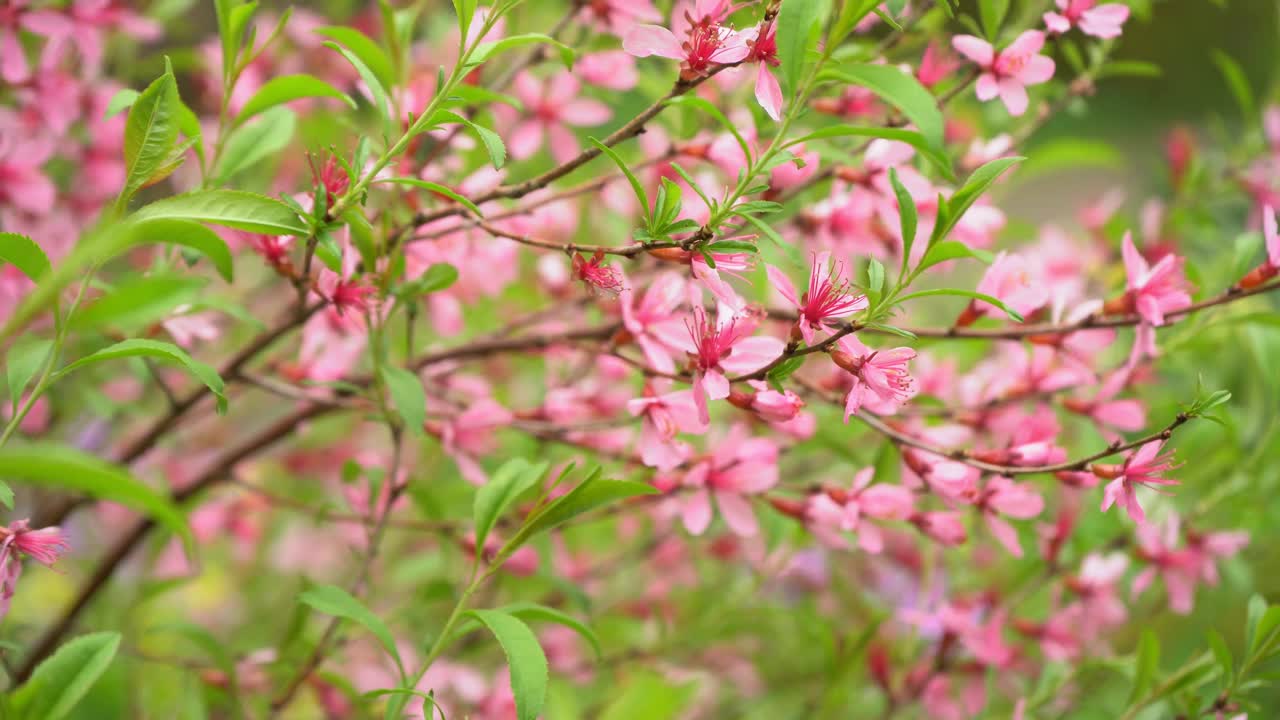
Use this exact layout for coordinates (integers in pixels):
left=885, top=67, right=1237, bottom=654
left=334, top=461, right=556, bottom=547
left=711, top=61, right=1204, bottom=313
left=464, top=609, right=548, bottom=720
left=9, top=633, right=121, bottom=720
left=299, top=584, right=406, bottom=679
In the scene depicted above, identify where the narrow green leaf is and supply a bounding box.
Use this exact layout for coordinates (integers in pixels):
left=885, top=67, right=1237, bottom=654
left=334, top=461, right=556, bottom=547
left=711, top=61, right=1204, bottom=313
left=789, top=124, right=953, bottom=182
left=1126, top=630, right=1160, bottom=706
left=888, top=168, right=917, bottom=278
left=508, top=472, right=657, bottom=550
left=314, top=26, right=395, bottom=91
left=233, top=74, right=356, bottom=126
left=897, top=287, right=1025, bottom=322
left=474, top=458, right=548, bottom=553
left=55, top=338, right=228, bottom=414
left=10, top=632, right=121, bottom=720
left=321, top=40, right=392, bottom=135
left=931, top=157, right=1023, bottom=245
left=821, top=65, right=945, bottom=151
left=0, top=232, right=52, bottom=283
left=1211, top=49, right=1255, bottom=121
left=499, top=602, right=602, bottom=659
left=300, top=584, right=406, bottom=678
left=599, top=671, right=696, bottom=720
left=776, top=0, right=823, bottom=94
left=104, top=88, right=140, bottom=119
left=978, top=0, right=1010, bottom=38
left=0, top=448, right=192, bottom=552
left=6, top=338, right=52, bottom=414
left=588, top=137, right=648, bottom=218
left=1207, top=629, right=1233, bottom=682
left=463, top=610, right=548, bottom=720
left=122, top=60, right=180, bottom=202
left=916, top=239, right=984, bottom=272
left=665, top=95, right=750, bottom=159
left=124, top=218, right=235, bottom=282
left=134, top=190, right=310, bottom=236
left=374, top=177, right=483, bottom=216
left=214, top=106, right=297, bottom=182
left=471, top=33, right=576, bottom=70
left=69, top=275, right=206, bottom=333
left=380, top=365, right=426, bottom=435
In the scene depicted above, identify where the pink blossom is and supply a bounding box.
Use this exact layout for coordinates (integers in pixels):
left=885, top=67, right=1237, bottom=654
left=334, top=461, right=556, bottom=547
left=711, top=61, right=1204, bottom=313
left=1097, top=440, right=1180, bottom=525
left=978, top=477, right=1045, bottom=557
left=1114, top=231, right=1193, bottom=326
left=1240, top=204, right=1279, bottom=288
left=962, top=251, right=1049, bottom=324
left=952, top=31, right=1056, bottom=116
left=0, top=519, right=70, bottom=619
left=1044, top=0, right=1129, bottom=39
left=0, top=115, right=57, bottom=215
left=576, top=50, right=638, bottom=90
left=620, top=271, right=692, bottom=374
left=831, top=334, right=918, bottom=419
left=912, top=511, right=967, bottom=546
left=627, top=385, right=707, bottom=470
left=58, top=0, right=162, bottom=77
left=1131, top=516, right=1201, bottom=614
left=680, top=307, right=785, bottom=424
left=0, top=2, right=69, bottom=83
left=507, top=72, right=610, bottom=163
left=917, top=40, right=960, bottom=88
left=580, top=0, right=662, bottom=35
left=571, top=250, right=625, bottom=295
left=733, top=381, right=805, bottom=423
left=807, top=467, right=915, bottom=552
left=742, top=21, right=782, bottom=120
left=677, top=425, right=778, bottom=536
left=438, top=399, right=515, bottom=485
left=768, top=251, right=868, bottom=345
left=623, top=13, right=749, bottom=81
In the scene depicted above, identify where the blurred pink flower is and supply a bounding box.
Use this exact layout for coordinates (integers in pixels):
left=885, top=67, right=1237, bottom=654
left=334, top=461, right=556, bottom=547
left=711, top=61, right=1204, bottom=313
left=1044, top=0, right=1129, bottom=38
left=507, top=72, right=610, bottom=163
left=952, top=31, right=1056, bottom=116
left=1097, top=439, right=1180, bottom=525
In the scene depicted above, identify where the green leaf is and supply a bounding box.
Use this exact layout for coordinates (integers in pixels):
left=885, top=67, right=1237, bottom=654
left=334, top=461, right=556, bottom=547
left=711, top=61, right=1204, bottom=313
left=0, top=448, right=192, bottom=552
left=214, top=106, right=297, bottom=182
left=124, top=218, right=236, bottom=282
left=1127, top=630, right=1160, bottom=706
left=776, top=0, right=823, bottom=95
left=401, top=263, right=459, bottom=298
left=666, top=95, right=750, bottom=158
left=789, top=124, right=953, bottom=182
left=916, top=239, right=985, bottom=272
left=897, top=287, right=1025, bottom=322
left=122, top=60, right=180, bottom=202
left=10, top=632, right=121, bottom=720
left=978, top=0, right=1010, bottom=38
left=821, top=65, right=945, bottom=151
left=588, top=137, right=648, bottom=218
left=499, top=602, right=602, bottom=659
left=135, top=190, right=310, bottom=236
left=471, top=33, right=575, bottom=70
left=931, top=157, right=1023, bottom=245
left=1207, top=629, right=1233, bottom=682
left=314, top=26, right=395, bottom=91
left=321, top=40, right=392, bottom=136
left=104, top=88, right=140, bottom=119
left=1096, top=60, right=1162, bottom=79
left=69, top=275, right=206, bottom=333
left=0, top=232, right=52, bottom=283
left=300, top=584, right=406, bottom=679
left=436, top=111, right=507, bottom=170
left=866, top=258, right=885, bottom=298
left=380, top=365, right=426, bottom=435
left=737, top=213, right=805, bottom=270
left=463, top=610, right=548, bottom=720
left=474, top=458, right=548, bottom=553
left=1210, top=49, right=1255, bottom=121
left=54, top=338, right=228, bottom=414
left=374, top=178, right=482, bottom=216
left=507, top=471, right=657, bottom=550
left=599, top=671, right=696, bottom=720
left=233, top=74, right=356, bottom=126
left=888, top=168, right=917, bottom=278
left=6, top=338, right=52, bottom=414
left=705, top=240, right=758, bottom=253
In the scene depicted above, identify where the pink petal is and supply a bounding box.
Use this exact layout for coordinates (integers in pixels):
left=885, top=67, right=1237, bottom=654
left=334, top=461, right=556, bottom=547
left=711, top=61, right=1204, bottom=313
left=715, top=491, right=759, bottom=536
left=622, top=24, right=685, bottom=60
left=1043, top=12, right=1071, bottom=33
left=754, top=64, right=783, bottom=121
left=1004, top=30, right=1046, bottom=57
left=560, top=98, right=612, bottom=126
left=545, top=72, right=580, bottom=105
left=507, top=120, right=544, bottom=160
left=951, top=35, right=994, bottom=67
left=720, top=336, right=785, bottom=374
left=701, top=368, right=730, bottom=400
left=682, top=489, right=713, bottom=535
left=765, top=263, right=802, bottom=308
left=986, top=514, right=1024, bottom=557
left=1079, top=5, right=1129, bottom=38
left=1016, top=54, right=1056, bottom=85
left=997, top=77, right=1029, bottom=116
left=1121, top=232, right=1147, bottom=287
left=975, top=73, right=1000, bottom=101
left=1264, top=205, right=1280, bottom=265
left=547, top=123, right=580, bottom=164
left=1, top=30, right=30, bottom=84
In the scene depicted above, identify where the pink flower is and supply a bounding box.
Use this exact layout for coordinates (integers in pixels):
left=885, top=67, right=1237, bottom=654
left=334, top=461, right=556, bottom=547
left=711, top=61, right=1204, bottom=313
left=576, top=50, right=638, bottom=90
left=0, top=2, right=70, bottom=83
left=952, top=31, right=1056, bottom=116
left=681, top=307, right=785, bottom=424
left=768, top=251, right=868, bottom=345
left=690, top=248, right=755, bottom=310
left=1097, top=440, right=1180, bottom=525
left=958, top=251, right=1049, bottom=325
left=309, top=152, right=350, bottom=212
left=1113, top=232, right=1193, bottom=326
left=0, top=116, right=57, bottom=215
left=627, top=385, right=707, bottom=470
left=742, top=21, right=782, bottom=120
left=831, top=335, right=917, bottom=419
left=977, top=477, right=1045, bottom=557
left=623, top=12, right=749, bottom=80
left=1239, top=204, right=1279, bottom=288
left=732, top=381, right=805, bottom=423
left=911, top=511, right=967, bottom=546
left=917, top=40, right=960, bottom=87
left=571, top=250, right=625, bottom=295
left=1131, top=516, right=1201, bottom=614
left=439, top=399, right=515, bottom=485
left=580, top=0, right=662, bottom=35
left=0, top=519, right=70, bottom=619
left=1044, top=0, right=1129, bottom=39
left=621, top=271, right=692, bottom=374
left=677, top=424, right=778, bottom=536
left=506, top=72, right=610, bottom=164
left=807, top=467, right=914, bottom=552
